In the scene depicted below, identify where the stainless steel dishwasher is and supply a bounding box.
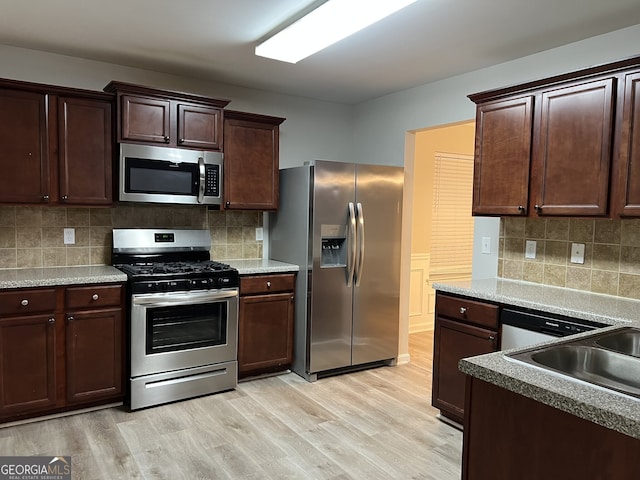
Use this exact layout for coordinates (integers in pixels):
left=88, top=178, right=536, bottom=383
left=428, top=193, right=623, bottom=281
left=500, top=308, right=607, bottom=350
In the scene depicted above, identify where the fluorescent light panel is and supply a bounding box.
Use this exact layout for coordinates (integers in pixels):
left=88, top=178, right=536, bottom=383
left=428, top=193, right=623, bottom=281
left=255, top=0, right=417, bottom=63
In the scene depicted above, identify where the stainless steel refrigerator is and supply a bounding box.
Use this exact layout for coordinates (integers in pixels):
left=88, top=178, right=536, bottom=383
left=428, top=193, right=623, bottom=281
left=270, top=160, right=403, bottom=381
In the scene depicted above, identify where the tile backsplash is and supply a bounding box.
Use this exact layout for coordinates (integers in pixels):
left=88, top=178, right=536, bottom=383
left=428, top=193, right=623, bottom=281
left=499, top=218, right=640, bottom=299
left=0, top=205, right=263, bottom=268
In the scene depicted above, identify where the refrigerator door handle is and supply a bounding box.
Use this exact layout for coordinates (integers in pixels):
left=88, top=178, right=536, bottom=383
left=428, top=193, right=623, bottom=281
left=355, top=202, right=365, bottom=287
left=347, top=202, right=357, bottom=287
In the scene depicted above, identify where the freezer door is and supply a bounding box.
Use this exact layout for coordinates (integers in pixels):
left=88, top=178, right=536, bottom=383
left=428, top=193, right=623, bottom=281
left=308, top=161, right=356, bottom=373
left=352, top=164, right=403, bottom=365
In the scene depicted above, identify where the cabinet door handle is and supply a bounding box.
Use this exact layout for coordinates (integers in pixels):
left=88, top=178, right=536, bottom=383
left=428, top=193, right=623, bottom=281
left=67, top=316, right=74, bottom=323
left=179, top=138, right=185, bottom=144
left=48, top=317, right=55, bottom=324
left=21, top=299, right=29, bottom=306
left=266, top=281, right=271, bottom=288
left=534, top=204, right=542, bottom=213
left=61, top=195, right=68, bottom=201
left=290, top=295, right=295, bottom=302
left=489, top=335, right=496, bottom=341
left=42, top=195, right=49, bottom=202
left=164, top=136, right=170, bottom=143
left=459, top=306, right=467, bottom=315
left=518, top=205, right=526, bottom=214
left=92, top=294, right=99, bottom=301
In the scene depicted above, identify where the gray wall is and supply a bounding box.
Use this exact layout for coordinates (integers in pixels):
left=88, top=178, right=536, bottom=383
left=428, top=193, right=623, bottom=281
left=0, top=45, right=355, bottom=170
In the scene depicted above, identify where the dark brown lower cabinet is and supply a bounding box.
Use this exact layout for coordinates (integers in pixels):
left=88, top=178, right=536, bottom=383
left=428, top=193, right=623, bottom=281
left=432, top=317, right=498, bottom=424
left=0, top=314, right=57, bottom=416
left=66, top=308, right=123, bottom=404
left=463, top=377, right=640, bottom=480
left=239, top=273, right=295, bottom=378
left=0, top=283, right=125, bottom=423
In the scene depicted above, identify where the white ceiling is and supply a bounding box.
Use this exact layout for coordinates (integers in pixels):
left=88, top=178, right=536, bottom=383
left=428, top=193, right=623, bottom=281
left=1, top=0, right=640, bottom=104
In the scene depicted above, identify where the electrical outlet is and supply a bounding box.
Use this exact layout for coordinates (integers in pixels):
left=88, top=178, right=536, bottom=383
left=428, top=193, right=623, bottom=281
left=255, top=227, right=263, bottom=241
left=63, top=228, right=75, bottom=245
left=571, top=243, right=585, bottom=264
left=481, top=237, right=491, bottom=254
left=525, top=240, right=536, bottom=259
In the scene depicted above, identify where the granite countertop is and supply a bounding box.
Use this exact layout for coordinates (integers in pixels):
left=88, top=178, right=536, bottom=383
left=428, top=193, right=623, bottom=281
left=0, top=266, right=127, bottom=289
left=433, top=278, right=640, bottom=440
left=226, top=259, right=299, bottom=275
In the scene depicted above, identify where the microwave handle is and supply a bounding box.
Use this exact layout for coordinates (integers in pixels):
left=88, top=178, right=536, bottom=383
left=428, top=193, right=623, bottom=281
left=197, top=157, right=206, bottom=203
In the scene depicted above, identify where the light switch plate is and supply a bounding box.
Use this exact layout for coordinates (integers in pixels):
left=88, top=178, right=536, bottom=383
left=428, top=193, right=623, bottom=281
left=481, top=237, right=491, bottom=254
left=525, top=240, right=536, bottom=259
left=255, top=227, right=263, bottom=241
left=63, top=228, right=75, bottom=245
left=571, top=243, right=585, bottom=264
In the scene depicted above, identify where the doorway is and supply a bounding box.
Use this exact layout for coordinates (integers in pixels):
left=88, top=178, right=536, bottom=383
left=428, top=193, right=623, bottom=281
left=408, top=121, right=476, bottom=332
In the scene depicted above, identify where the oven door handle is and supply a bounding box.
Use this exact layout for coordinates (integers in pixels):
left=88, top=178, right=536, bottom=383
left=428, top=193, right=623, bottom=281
left=132, top=289, right=238, bottom=307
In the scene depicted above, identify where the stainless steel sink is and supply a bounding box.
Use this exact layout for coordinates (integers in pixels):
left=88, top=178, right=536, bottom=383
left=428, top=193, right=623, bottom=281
left=507, top=327, right=640, bottom=399
left=595, top=328, right=640, bottom=357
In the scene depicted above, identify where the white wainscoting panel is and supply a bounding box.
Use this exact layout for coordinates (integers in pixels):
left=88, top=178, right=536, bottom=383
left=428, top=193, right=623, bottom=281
left=409, top=253, right=432, bottom=333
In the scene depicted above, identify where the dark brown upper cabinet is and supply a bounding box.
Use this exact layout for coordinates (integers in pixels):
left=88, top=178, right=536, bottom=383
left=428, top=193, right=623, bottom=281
left=472, top=96, right=533, bottom=216
left=615, top=70, right=640, bottom=217
left=530, top=77, right=615, bottom=216
left=105, top=81, right=229, bottom=151
left=0, top=78, right=113, bottom=206
left=469, top=54, right=640, bottom=218
left=223, top=110, right=285, bottom=211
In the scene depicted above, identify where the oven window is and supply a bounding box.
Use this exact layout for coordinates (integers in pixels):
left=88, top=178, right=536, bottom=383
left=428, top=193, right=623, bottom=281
left=146, top=302, right=227, bottom=354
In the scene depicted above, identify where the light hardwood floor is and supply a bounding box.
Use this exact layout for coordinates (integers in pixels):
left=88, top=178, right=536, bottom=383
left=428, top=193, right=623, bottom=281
left=0, top=332, right=462, bottom=479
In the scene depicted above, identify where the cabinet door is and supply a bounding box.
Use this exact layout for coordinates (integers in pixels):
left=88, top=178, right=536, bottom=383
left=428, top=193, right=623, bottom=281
left=66, top=308, right=123, bottom=404
left=224, top=117, right=280, bottom=210
left=0, top=89, right=49, bottom=203
left=532, top=78, right=615, bottom=216
left=58, top=96, right=113, bottom=205
left=0, top=314, right=56, bottom=416
left=617, top=71, right=640, bottom=217
left=473, top=96, right=533, bottom=216
left=432, top=316, right=497, bottom=424
left=121, top=95, right=171, bottom=144
left=177, top=103, right=222, bottom=150
left=238, top=292, right=293, bottom=377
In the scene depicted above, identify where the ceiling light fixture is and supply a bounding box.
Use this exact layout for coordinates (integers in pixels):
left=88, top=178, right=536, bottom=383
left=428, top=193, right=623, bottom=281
left=255, top=0, right=418, bottom=64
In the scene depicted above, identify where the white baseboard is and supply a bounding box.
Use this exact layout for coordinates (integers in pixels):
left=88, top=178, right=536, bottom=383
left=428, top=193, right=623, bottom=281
left=396, top=353, right=411, bottom=365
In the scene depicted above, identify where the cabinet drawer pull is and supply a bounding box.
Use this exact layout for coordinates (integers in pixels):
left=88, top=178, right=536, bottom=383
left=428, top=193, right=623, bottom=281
left=48, top=317, right=55, bottom=324
left=266, top=281, right=271, bottom=288
left=459, top=306, right=467, bottom=315
left=92, top=294, right=99, bottom=301
left=21, top=299, right=29, bottom=306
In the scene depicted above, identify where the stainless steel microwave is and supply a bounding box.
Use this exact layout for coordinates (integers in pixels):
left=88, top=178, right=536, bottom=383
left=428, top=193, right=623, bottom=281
left=119, top=143, right=223, bottom=206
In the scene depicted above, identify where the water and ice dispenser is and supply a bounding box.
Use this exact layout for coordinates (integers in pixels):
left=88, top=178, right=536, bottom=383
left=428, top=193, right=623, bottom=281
left=320, top=224, right=347, bottom=267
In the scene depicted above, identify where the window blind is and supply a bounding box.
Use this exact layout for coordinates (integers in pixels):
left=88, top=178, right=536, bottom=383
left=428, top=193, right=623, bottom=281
left=430, top=152, right=475, bottom=277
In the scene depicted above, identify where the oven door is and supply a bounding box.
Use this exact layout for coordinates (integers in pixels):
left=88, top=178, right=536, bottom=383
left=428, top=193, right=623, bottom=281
left=130, top=288, right=238, bottom=378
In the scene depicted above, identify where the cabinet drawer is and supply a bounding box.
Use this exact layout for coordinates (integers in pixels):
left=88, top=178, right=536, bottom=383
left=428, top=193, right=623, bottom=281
left=436, top=293, right=498, bottom=329
left=0, top=288, right=56, bottom=316
left=66, top=284, right=123, bottom=310
left=240, top=274, right=295, bottom=295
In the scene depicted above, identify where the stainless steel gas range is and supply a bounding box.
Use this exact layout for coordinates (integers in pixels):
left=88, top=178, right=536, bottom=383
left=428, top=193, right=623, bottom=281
left=112, top=229, right=239, bottom=410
